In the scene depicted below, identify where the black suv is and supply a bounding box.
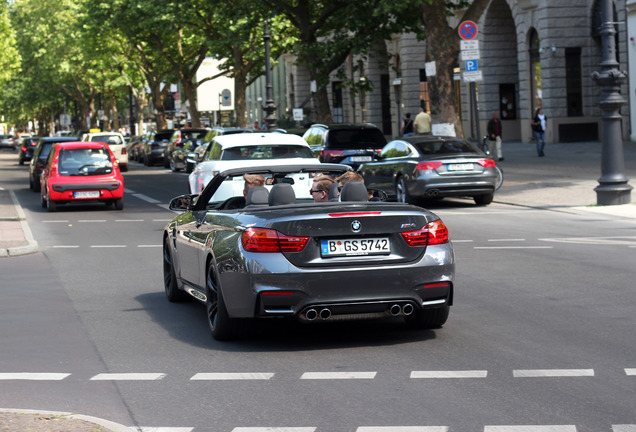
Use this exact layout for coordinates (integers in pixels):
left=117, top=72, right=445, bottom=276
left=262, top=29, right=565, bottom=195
left=302, top=123, right=387, bottom=170
left=29, top=136, right=79, bottom=192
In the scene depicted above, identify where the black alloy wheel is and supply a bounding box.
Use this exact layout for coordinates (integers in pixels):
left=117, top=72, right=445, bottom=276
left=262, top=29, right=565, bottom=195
left=163, top=238, right=188, bottom=302
left=206, top=262, right=245, bottom=341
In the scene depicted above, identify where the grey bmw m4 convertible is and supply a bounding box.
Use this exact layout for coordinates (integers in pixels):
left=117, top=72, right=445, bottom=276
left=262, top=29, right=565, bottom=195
left=163, top=163, right=455, bottom=341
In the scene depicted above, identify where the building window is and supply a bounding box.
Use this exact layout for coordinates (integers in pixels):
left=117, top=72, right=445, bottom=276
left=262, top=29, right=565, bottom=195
left=419, top=69, right=431, bottom=113
left=499, top=83, right=517, bottom=120
left=332, top=81, right=344, bottom=123
left=565, top=48, right=583, bottom=117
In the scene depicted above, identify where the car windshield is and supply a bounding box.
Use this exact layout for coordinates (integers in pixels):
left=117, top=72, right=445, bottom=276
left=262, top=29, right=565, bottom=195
left=328, top=129, right=386, bottom=150
left=58, top=147, right=113, bottom=176
left=90, top=135, right=123, bottom=145
left=155, top=131, right=173, bottom=141
left=414, top=140, right=477, bottom=155
left=221, top=145, right=314, bottom=160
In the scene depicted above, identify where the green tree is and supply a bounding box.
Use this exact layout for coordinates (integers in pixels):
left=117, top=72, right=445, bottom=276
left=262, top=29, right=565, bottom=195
left=0, top=1, right=20, bottom=92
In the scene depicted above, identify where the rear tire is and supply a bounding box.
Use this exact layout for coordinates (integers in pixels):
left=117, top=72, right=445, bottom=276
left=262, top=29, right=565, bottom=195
left=120, top=164, right=128, bottom=172
left=474, top=192, right=494, bottom=206
left=396, top=176, right=412, bottom=204
left=206, top=261, right=247, bottom=341
left=47, top=196, right=57, bottom=212
left=114, top=198, right=124, bottom=210
left=405, top=305, right=449, bottom=330
left=163, top=237, right=188, bottom=302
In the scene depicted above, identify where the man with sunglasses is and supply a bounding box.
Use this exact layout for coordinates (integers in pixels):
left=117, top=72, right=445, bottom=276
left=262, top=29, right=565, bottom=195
left=310, top=175, right=335, bottom=202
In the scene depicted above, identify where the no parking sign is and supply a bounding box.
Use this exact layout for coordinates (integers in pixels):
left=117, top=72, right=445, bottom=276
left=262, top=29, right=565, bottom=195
left=459, top=21, right=478, bottom=40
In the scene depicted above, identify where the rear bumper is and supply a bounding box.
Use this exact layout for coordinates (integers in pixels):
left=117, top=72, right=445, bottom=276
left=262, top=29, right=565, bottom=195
left=49, top=182, right=124, bottom=201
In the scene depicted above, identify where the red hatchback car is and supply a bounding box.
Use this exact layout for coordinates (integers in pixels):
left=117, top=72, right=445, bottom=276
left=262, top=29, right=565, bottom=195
left=40, top=141, right=125, bottom=212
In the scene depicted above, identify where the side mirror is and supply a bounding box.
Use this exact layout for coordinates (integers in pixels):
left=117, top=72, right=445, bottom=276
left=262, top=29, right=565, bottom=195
left=168, top=194, right=198, bottom=211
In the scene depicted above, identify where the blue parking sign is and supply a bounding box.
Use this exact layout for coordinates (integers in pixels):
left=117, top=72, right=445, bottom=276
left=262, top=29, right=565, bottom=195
left=465, top=60, right=478, bottom=72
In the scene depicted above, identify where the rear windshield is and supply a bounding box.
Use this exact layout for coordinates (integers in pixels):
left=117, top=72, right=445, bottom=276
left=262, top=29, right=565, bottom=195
left=327, top=129, right=387, bottom=150
left=155, top=131, right=173, bottom=141
left=38, top=143, right=55, bottom=159
left=90, top=135, right=123, bottom=145
left=414, top=140, right=478, bottom=155
left=221, top=145, right=314, bottom=160
left=58, top=147, right=113, bottom=176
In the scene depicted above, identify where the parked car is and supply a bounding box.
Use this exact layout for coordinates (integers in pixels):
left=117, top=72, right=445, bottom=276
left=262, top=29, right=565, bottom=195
left=81, top=131, right=128, bottom=172
left=302, top=123, right=387, bottom=170
left=188, top=132, right=322, bottom=194
left=139, top=129, right=174, bottom=166
left=29, top=136, right=79, bottom=192
left=39, top=141, right=124, bottom=212
left=126, top=135, right=143, bottom=162
left=187, top=127, right=254, bottom=167
left=163, top=128, right=208, bottom=172
left=0, top=134, right=16, bottom=151
left=358, top=136, right=498, bottom=206
left=164, top=163, right=454, bottom=340
left=18, top=136, right=40, bottom=165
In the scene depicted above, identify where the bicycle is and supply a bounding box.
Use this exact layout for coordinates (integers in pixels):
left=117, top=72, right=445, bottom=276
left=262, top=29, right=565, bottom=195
left=481, top=136, right=504, bottom=191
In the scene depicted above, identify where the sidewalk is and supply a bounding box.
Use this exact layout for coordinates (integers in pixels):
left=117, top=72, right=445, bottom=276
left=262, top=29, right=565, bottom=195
left=0, top=188, right=38, bottom=257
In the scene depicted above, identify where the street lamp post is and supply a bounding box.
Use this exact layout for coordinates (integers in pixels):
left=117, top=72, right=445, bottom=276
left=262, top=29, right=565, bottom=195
left=262, top=20, right=277, bottom=130
left=591, top=0, right=632, bottom=205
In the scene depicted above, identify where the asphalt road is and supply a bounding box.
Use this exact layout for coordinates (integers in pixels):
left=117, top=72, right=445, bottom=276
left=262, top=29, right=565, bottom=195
left=1, top=149, right=636, bottom=432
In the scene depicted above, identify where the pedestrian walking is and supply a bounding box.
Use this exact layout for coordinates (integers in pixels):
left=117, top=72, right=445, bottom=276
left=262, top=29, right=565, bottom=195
left=487, top=111, right=503, bottom=161
left=413, top=107, right=431, bottom=135
left=531, top=108, right=547, bottom=157
left=401, top=113, right=414, bottom=137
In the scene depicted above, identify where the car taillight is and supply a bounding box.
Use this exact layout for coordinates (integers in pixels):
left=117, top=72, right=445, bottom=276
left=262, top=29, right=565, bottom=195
left=477, top=158, right=497, bottom=168
left=21, top=146, right=27, bottom=152
left=323, top=149, right=344, bottom=159
left=242, top=228, right=309, bottom=253
left=416, top=161, right=443, bottom=171
left=121, top=147, right=127, bottom=155
left=401, top=220, right=449, bottom=246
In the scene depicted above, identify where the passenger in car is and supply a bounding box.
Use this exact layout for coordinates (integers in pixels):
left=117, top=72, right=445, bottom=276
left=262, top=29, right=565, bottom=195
left=311, top=175, right=336, bottom=202
left=243, top=173, right=265, bottom=196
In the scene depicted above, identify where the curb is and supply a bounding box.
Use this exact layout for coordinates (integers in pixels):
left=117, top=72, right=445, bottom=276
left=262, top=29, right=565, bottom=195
left=0, top=408, right=131, bottom=432
left=0, top=190, right=38, bottom=257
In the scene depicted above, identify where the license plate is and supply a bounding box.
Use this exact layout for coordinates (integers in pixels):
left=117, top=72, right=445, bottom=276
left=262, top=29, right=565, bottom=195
left=74, top=191, right=100, bottom=198
left=447, top=163, right=474, bottom=171
left=321, top=237, right=390, bottom=257
left=349, top=156, right=372, bottom=162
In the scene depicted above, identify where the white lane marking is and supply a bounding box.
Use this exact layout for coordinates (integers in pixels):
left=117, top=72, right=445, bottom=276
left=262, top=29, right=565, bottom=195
left=513, top=369, right=594, bottom=378
left=410, top=370, right=487, bottom=379
left=613, top=426, right=636, bottom=432
left=488, top=238, right=526, bottom=242
left=52, top=245, right=80, bottom=248
left=357, top=428, right=448, bottom=432
left=90, top=373, right=166, bottom=381
left=232, top=428, right=316, bottom=432
left=79, top=219, right=107, bottom=223
left=474, top=246, right=553, bottom=250
left=133, top=193, right=161, bottom=204
left=153, top=219, right=173, bottom=222
left=124, top=188, right=136, bottom=194
left=42, top=220, right=70, bottom=223
left=484, top=427, right=576, bottom=432
left=300, top=371, right=376, bottom=379
left=0, top=373, right=70, bottom=380
left=90, top=245, right=127, bottom=248
left=130, top=428, right=193, bottom=432
left=625, top=369, right=636, bottom=375
left=451, top=239, right=473, bottom=243
left=540, top=236, right=636, bottom=246
left=191, top=373, right=274, bottom=380
left=138, top=245, right=162, bottom=248
left=116, top=219, right=144, bottom=222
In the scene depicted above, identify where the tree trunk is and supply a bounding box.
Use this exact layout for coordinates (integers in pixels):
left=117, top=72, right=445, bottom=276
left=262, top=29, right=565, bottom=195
left=110, top=90, right=120, bottom=131
left=234, top=70, right=248, bottom=128
left=182, top=78, right=201, bottom=128
left=150, top=82, right=168, bottom=130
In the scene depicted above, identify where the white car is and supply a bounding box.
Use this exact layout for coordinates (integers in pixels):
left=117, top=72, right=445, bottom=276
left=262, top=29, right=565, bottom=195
left=81, top=132, right=129, bottom=172
left=188, top=133, right=323, bottom=200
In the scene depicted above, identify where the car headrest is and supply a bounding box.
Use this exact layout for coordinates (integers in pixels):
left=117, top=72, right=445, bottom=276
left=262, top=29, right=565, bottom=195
left=328, top=182, right=340, bottom=201
left=245, top=186, right=269, bottom=207
left=340, top=181, right=368, bottom=202
left=268, top=183, right=296, bottom=206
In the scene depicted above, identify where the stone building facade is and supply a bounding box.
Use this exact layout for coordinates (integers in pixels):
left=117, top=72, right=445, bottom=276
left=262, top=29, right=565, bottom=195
left=248, top=0, right=629, bottom=144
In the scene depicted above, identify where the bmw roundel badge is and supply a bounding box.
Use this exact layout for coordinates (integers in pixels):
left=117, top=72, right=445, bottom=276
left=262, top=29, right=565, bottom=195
left=351, top=220, right=361, bottom=232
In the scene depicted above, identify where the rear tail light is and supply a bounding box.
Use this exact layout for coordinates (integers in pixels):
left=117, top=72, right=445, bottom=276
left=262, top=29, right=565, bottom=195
left=21, top=146, right=27, bottom=152
left=242, top=228, right=309, bottom=253
left=401, top=220, right=449, bottom=246
left=121, top=147, right=127, bottom=155
left=477, top=158, right=497, bottom=168
left=416, top=161, right=443, bottom=171
left=323, top=149, right=344, bottom=159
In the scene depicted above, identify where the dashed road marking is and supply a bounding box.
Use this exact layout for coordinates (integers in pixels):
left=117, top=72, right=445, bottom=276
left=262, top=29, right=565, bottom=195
left=52, top=245, right=80, bottom=248
left=232, top=428, right=316, bottom=432
left=484, top=427, right=576, bottom=432
left=130, top=428, right=193, bottom=432
left=42, top=220, right=70, bottom=223
left=90, top=373, right=166, bottom=381
left=613, top=426, right=636, bottom=432
left=115, top=219, right=145, bottom=222
left=191, top=373, right=274, bottom=380
left=132, top=193, right=161, bottom=204
left=0, top=373, right=70, bottom=380
left=513, top=369, right=594, bottom=378
left=488, top=238, right=526, bottom=242
left=138, top=244, right=162, bottom=248
left=625, top=369, right=636, bottom=375
left=410, top=370, right=487, bottom=379
left=90, top=245, right=127, bottom=248
left=300, top=371, right=376, bottom=379
left=474, top=246, right=553, bottom=250
left=357, top=428, right=448, bottom=432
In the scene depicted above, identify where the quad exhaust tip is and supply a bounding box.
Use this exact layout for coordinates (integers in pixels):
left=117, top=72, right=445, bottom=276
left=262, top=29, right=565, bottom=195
left=305, top=309, right=318, bottom=321
left=319, top=308, right=331, bottom=320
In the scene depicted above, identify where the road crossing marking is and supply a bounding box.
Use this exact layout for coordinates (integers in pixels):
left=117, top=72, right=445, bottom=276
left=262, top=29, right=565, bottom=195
left=410, top=370, right=487, bottom=379
left=232, top=428, right=316, bottom=432
left=90, top=373, right=166, bottom=381
left=614, top=426, right=636, bottom=432
left=0, top=373, right=70, bottom=380
left=625, top=369, right=636, bottom=375
left=300, top=371, right=376, bottom=379
left=513, top=369, right=594, bottom=378
left=357, top=428, right=448, bottom=432
left=484, top=427, right=576, bottom=432
left=191, top=373, right=274, bottom=380
left=130, top=428, right=193, bottom=432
